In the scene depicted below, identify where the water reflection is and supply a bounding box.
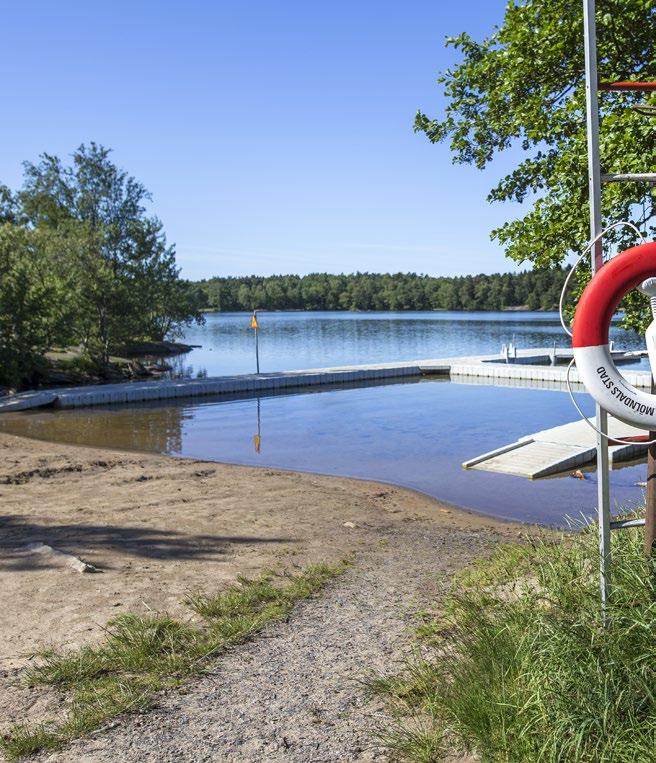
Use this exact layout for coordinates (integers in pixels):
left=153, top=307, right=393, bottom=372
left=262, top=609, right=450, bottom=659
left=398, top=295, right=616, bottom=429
left=0, top=378, right=646, bottom=527
left=253, top=397, right=262, bottom=454
left=1, top=404, right=192, bottom=454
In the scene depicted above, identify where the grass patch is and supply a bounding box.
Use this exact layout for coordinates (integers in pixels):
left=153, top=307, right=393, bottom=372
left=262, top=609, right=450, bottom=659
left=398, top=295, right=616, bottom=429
left=373, top=522, right=656, bottom=762
left=1, top=561, right=348, bottom=760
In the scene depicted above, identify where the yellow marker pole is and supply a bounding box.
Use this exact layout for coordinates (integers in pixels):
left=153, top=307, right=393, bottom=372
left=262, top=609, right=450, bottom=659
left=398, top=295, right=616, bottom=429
left=250, top=310, right=260, bottom=373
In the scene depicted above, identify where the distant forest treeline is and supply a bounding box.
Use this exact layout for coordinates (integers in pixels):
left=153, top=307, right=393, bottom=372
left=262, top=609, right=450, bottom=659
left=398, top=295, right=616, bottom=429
left=197, top=269, right=569, bottom=312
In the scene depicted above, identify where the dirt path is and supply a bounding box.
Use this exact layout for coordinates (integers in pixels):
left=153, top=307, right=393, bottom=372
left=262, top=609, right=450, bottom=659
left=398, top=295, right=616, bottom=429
left=41, top=519, right=502, bottom=762
left=0, top=431, right=521, bottom=759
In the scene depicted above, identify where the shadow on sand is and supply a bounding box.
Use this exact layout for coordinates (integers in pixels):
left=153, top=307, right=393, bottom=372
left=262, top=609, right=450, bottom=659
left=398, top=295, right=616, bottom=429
left=0, top=515, right=296, bottom=572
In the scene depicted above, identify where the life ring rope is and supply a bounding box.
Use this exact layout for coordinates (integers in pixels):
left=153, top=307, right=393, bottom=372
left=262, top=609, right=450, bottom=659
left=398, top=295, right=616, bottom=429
left=559, top=221, right=645, bottom=338
left=565, top=358, right=656, bottom=445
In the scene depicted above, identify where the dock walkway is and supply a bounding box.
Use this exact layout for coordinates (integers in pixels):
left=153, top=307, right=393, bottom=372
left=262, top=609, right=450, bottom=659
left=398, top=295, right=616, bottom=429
left=0, top=347, right=649, bottom=412
left=0, top=361, right=444, bottom=412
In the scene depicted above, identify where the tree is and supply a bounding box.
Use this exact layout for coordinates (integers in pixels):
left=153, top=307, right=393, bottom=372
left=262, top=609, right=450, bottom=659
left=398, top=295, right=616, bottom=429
left=415, top=0, right=655, bottom=331
left=0, top=185, right=19, bottom=224
left=0, top=144, right=206, bottom=388
left=120, top=218, right=205, bottom=341
left=0, top=225, right=74, bottom=388
left=17, top=143, right=204, bottom=361
left=198, top=270, right=568, bottom=312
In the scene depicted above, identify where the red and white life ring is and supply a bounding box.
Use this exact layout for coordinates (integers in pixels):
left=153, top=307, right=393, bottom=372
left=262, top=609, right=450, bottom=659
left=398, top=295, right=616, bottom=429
left=573, top=241, right=656, bottom=430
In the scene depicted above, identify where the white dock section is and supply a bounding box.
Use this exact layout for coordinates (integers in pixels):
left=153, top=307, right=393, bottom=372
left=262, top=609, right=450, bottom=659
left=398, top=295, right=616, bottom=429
left=463, top=417, right=649, bottom=479
left=0, top=361, right=448, bottom=412
left=0, top=390, right=58, bottom=412
left=444, top=347, right=650, bottom=389
left=0, top=346, right=649, bottom=412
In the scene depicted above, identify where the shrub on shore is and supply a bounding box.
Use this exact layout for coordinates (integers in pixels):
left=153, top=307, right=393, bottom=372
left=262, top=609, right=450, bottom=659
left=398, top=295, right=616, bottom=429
left=373, top=521, right=656, bottom=762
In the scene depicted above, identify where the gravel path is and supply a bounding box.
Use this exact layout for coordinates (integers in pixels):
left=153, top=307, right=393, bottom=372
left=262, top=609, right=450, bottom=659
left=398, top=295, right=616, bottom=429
left=42, top=520, right=506, bottom=762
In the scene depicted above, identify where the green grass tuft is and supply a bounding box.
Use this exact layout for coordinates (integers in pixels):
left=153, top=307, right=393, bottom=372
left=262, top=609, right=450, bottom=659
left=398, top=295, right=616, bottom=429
left=0, top=726, right=61, bottom=761
left=373, top=522, right=656, bottom=762
left=1, top=560, right=348, bottom=760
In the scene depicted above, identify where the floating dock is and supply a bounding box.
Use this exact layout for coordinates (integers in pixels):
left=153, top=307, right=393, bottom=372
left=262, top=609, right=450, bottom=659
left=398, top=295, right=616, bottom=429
left=463, top=417, right=649, bottom=479
left=0, top=346, right=649, bottom=412
left=0, top=362, right=443, bottom=412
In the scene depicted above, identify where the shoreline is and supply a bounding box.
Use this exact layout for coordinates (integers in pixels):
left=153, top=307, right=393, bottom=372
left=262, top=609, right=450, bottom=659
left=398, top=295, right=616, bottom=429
left=0, top=431, right=520, bottom=657
left=0, top=430, right=523, bottom=737
left=0, top=424, right=530, bottom=530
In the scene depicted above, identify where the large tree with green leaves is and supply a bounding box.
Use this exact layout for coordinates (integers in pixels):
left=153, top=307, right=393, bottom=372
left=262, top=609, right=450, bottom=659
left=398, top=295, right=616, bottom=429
left=15, top=143, right=204, bottom=364
left=415, top=0, right=655, bottom=330
left=0, top=144, right=205, bottom=388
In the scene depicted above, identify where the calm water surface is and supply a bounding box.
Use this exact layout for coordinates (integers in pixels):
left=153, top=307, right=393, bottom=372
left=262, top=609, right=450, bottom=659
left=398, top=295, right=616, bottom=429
left=174, top=310, right=648, bottom=377
left=1, top=378, right=646, bottom=527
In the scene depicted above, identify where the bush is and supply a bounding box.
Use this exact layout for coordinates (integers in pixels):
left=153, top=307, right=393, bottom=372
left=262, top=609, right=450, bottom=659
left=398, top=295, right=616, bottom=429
left=376, top=522, right=656, bottom=762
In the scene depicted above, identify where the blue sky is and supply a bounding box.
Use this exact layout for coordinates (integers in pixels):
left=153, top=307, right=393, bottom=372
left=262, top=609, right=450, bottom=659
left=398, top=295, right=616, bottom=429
left=0, top=0, right=524, bottom=279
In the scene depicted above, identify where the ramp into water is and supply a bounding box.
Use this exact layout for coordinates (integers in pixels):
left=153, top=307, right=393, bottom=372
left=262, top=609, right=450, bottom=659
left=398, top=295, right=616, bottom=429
left=463, top=417, right=649, bottom=478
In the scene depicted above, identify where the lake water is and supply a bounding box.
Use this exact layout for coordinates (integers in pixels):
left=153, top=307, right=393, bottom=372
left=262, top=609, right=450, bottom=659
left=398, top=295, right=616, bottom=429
left=1, top=311, right=649, bottom=526
left=174, top=310, right=648, bottom=378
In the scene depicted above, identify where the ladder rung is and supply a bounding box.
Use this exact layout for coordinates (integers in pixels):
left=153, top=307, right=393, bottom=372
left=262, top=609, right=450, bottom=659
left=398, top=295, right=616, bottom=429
left=599, top=81, right=656, bottom=91
left=602, top=173, right=656, bottom=183
left=610, top=518, right=645, bottom=530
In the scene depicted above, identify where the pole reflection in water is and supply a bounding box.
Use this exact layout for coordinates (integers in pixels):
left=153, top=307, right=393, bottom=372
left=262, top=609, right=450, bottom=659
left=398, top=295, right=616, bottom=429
left=254, top=397, right=262, bottom=454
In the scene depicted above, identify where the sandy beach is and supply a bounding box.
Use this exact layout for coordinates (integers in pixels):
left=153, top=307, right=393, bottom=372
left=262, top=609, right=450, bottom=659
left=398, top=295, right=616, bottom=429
left=1, top=431, right=521, bottom=757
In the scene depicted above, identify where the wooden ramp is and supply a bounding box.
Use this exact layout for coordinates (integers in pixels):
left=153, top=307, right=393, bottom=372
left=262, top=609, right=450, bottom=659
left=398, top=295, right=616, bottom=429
left=463, top=418, right=649, bottom=479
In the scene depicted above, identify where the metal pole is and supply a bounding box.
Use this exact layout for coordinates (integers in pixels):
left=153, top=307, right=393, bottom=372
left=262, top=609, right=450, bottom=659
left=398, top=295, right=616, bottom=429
left=584, top=0, right=603, bottom=274
left=253, top=310, right=260, bottom=374
left=583, top=0, right=612, bottom=606
left=647, top=379, right=656, bottom=560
